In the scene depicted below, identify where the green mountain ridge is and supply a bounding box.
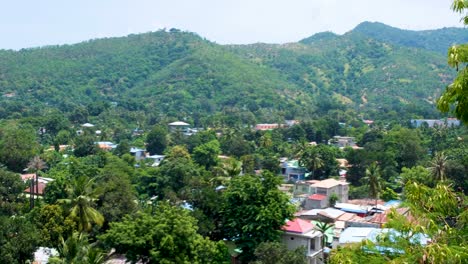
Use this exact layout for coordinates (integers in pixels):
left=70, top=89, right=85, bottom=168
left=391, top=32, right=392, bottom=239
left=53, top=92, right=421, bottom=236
left=0, top=22, right=464, bottom=125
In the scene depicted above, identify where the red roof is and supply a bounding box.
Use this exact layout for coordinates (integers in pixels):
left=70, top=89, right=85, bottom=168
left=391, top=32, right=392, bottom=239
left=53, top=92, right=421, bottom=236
left=282, top=218, right=315, bottom=234
left=24, top=182, right=47, bottom=195
left=21, top=173, right=36, bottom=181
left=308, top=194, right=327, bottom=201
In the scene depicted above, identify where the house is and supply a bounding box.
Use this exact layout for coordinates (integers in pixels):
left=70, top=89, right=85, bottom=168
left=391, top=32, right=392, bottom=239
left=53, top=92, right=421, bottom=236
left=146, top=154, right=165, bottom=167
left=96, top=141, right=117, bottom=151
left=168, top=121, right=190, bottom=133
left=328, top=136, right=358, bottom=149
left=281, top=159, right=307, bottom=182
left=21, top=174, right=54, bottom=197
left=410, top=118, right=460, bottom=128
left=339, top=227, right=430, bottom=253
left=282, top=218, right=323, bottom=264
left=81, top=123, right=95, bottom=128
left=305, top=194, right=328, bottom=209
left=255, top=123, right=280, bottom=131
left=130, top=147, right=146, bottom=161
left=301, top=179, right=349, bottom=209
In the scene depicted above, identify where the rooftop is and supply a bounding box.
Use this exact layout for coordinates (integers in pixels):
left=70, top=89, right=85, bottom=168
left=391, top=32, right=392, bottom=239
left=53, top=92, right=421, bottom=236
left=168, top=121, right=190, bottom=126
left=308, top=194, right=327, bottom=201
left=312, top=178, right=348, bottom=189
left=282, top=218, right=315, bottom=234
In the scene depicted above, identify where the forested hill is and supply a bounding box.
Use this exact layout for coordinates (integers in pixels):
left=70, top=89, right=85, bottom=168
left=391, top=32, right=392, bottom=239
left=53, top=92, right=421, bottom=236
left=0, top=23, right=464, bottom=127
left=351, top=21, right=468, bottom=54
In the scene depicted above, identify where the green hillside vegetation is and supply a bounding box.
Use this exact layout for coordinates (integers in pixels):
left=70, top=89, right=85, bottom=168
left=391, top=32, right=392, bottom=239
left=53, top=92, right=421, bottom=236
left=352, top=21, right=468, bottom=54
left=0, top=23, right=464, bottom=131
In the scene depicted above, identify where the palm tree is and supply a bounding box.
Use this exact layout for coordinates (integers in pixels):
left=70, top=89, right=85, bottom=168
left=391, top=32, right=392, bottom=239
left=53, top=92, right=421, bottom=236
left=315, top=222, right=333, bottom=249
left=363, top=162, right=383, bottom=205
left=48, top=232, right=104, bottom=264
left=299, top=147, right=323, bottom=179
left=60, top=176, right=104, bottom=232
left=429, top=152, right=448, bottom=182
left=27, top=156, right=47, bottom=208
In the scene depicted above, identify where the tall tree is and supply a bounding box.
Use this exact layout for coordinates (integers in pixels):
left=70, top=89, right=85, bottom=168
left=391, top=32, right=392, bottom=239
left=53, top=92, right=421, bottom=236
left=146, top=125, right=168, bottom=155
left=0, top=167, right=25, bottom=215
left=315, top=222, right=334, bottom=249
left=362, top=162, right=383, bottom=205
left=192, top=139, right=221, bottom=170
left=48, top=232, right=105, bottom=264
left=0, top=216, right=39, bottom=264
left=437, top=1, right=468, bottom=123
left=100, top=203, right=230, bottom=264
left=0, top=124, right=40, bottom=172
left=299, top=146, right=323, bottom=179
left=222, top=172, right=295, bottom=261
left=60, top=176, right=104, bottom=232
left=27, top=156, right=47, bottom=208
left=429, top=152, right=448, bottom=182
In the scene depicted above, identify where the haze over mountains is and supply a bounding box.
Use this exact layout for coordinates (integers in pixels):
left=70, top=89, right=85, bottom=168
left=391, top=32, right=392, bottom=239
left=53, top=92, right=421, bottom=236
left=0, top=22, right=465, bottom=125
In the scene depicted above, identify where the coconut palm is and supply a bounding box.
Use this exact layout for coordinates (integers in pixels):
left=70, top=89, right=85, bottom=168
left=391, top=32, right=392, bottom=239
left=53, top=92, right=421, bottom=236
left=299, top=147, right=323, bottom=179
left=315, top=221, right=334, bottom=249
left=363, top=162, right=383, bottom=205
left=429, top=152, right=448, bottom=182
left=60, top=176, right=104, bottom=232
left=48, top=232, right=104, bottom=264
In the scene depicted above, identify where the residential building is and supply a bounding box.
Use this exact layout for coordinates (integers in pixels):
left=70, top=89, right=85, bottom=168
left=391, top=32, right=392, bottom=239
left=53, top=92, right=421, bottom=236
left=328, top=136, right=357, bottom=148
left=168, top=121, right=190, bottom=133
left=300, top=179, right=349, bottom=209
left=282, top=218, right=323, bottom=264
left=410, top=118, right=460, bottom=128
left=146, top=154, right=165, bottom=167
left=130, top=147, right=146, bottom=161
left=281, top=159, right=307, bottom=182
left=255, top=123, right=280, bottom=131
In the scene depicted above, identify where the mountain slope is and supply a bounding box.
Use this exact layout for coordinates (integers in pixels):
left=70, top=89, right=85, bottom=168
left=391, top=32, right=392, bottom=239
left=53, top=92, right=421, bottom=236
left=352, top=21, right=468, bottom=54
left=0, top=22, right=464, bottom=125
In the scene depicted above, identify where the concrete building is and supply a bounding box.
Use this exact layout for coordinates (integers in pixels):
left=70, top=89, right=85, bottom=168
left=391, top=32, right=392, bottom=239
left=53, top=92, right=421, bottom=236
left=168, top=121, right=190, bottom=133
left=302, top=179, right=349, bottom=209
left=282, top=218, right=323, bottom=264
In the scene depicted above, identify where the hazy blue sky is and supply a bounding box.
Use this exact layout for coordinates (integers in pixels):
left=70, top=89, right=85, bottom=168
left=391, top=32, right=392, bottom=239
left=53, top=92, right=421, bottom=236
left=0, top=0, right=463, bottom=50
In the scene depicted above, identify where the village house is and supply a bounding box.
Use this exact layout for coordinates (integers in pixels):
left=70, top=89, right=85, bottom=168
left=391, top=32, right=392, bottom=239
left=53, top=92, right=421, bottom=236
left=281, top=159, right=307, bottom=182
left=300, top=179, right=349, bottom=210
left=328, top=136, right=361, bottom=149
left=281, top=218, right=323, bottom=264
left=410, top=118, right=460, bottom=128
left=168, top=121, right=190, bottom=133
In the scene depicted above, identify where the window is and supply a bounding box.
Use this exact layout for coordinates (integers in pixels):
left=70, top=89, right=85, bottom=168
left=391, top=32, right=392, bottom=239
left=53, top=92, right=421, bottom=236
left=310, top=239, right=316, bottom=251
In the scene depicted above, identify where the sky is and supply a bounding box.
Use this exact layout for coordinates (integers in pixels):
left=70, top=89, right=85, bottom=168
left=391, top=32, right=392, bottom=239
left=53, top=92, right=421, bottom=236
left=0, top=0, right=463, bottom=50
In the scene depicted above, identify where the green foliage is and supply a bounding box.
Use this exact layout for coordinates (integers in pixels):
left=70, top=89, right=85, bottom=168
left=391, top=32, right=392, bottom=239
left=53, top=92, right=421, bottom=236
left=299, top=145, right=339, bottom=179
left=362, top=162, right=383, bottom=203
left=400, top=166, right=432, bottom=187
left=380, top=187, right=398, bottom=201
left=252, top=242, right=307, bottom=264
left=73, top=132, right=99, bottom=158
left=60, top=176, right=104, bottom=232
left=49, top=232, right=105, bottom=264
left=100, top=203, right=229, bottom=264
left=192, top=139, right=221, bottom=170
left=0, top=167, right=26, bottom=215
left=146, top=125, right=168, bottom=155
left=0, top=216, right=39, bottom=264
left=96, top=156, right=137, bottom=224
left=436, top=1, right=468, bottom=123
left=0, top=123, right=40, bottom=172
left=30, top=204, right=76, bottom=248
left=222, top=172, right=295, bottom=261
